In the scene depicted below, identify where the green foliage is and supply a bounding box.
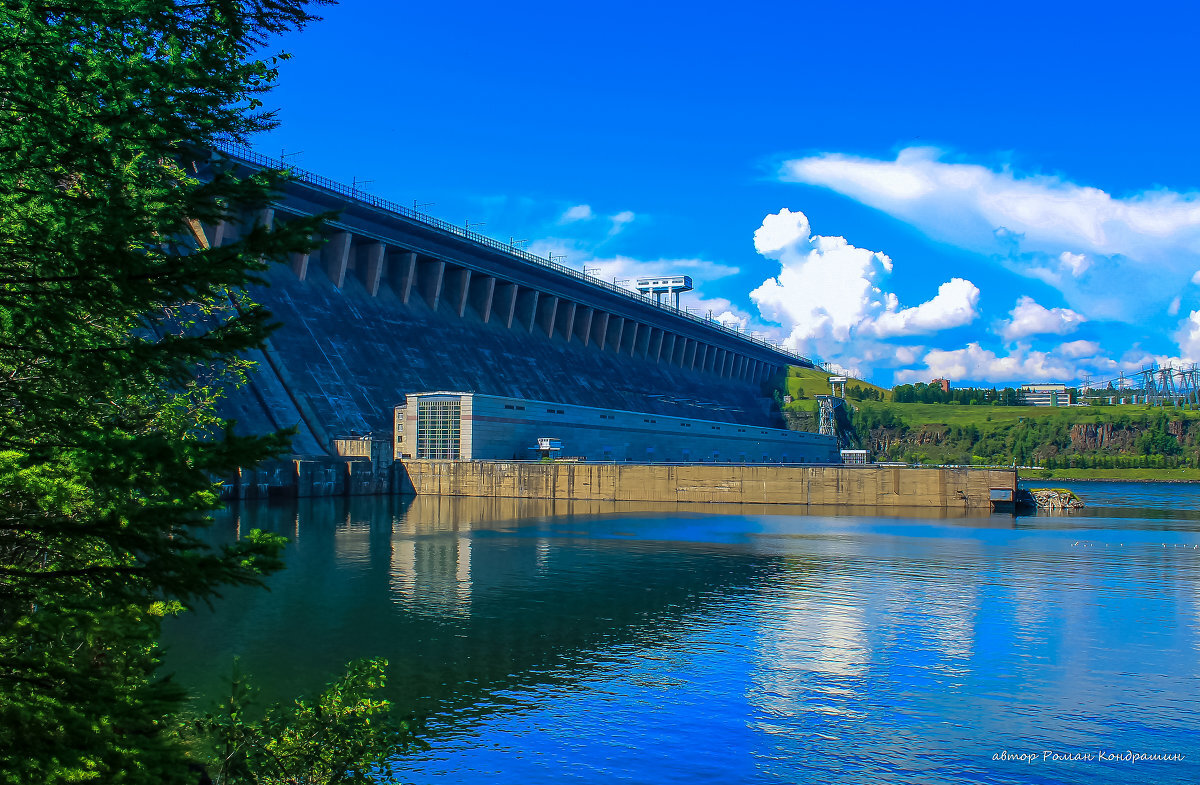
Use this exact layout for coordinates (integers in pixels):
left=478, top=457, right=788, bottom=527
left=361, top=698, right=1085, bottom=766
left=850, top=402, right=904, bottom=432
left=182, top=659, right=429, bottom=785
left=891, top=382, right=1026, bottom=405
left=846, top=384, right=882, bottom=401
left=1021, top=466, right=1200, bottom=481
left=783, top=365, right=891, bottom=402
left=853, top=397, right=1199, bottom=471
left=0, top=1, right=334, bottom=782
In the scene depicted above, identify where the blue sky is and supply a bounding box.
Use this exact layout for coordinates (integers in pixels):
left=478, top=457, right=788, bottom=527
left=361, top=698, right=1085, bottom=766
left=255, top=1, right=1200, bottom=387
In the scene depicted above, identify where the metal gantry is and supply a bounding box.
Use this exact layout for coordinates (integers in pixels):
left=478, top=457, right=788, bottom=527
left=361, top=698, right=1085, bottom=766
left=1078, top=363, right=1200, bottom=408
left=1139, top=363, right=1200, bottom=408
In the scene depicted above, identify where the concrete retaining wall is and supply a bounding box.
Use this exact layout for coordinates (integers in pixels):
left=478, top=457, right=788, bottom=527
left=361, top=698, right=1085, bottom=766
left=397, top=461, right=1017, bottom=509
left=220, top=457, right=396, bottom=501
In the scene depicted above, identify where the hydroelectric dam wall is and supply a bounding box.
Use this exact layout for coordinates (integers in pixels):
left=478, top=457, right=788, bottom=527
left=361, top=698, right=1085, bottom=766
left=397, top=461, right=1018, bottom=509
left=199, top=148, right=1016, bottom=510
left=201, top=148, right=812, bottom=459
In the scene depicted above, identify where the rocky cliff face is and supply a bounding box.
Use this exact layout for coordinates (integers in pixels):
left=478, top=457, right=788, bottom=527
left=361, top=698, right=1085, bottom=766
left=1070, top=420, right=1191, bottom=451
left=1069, top=423, right=1135, bottom=451
left=865, top=426, right=941, bottom=454
left=783, top=410, right=818, bottom=433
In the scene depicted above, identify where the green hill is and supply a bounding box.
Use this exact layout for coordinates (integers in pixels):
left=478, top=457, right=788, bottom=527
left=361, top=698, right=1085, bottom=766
left=782, top=366, right=890, bottom=402
left=773, top=366, right=1200, bottom=475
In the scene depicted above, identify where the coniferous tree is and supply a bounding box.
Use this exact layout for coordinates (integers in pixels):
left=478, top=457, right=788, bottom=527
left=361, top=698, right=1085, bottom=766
left=0, top=2, right=334, bottom=782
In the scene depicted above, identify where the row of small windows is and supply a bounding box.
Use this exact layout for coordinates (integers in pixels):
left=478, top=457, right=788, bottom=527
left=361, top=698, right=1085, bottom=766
left=503, top=404, right=526, bottom=411
left=546, top=408, right=565, bottom=414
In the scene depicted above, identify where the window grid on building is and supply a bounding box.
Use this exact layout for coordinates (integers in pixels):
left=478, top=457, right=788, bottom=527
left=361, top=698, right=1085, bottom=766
left=415, top=400, right=462, bottom=459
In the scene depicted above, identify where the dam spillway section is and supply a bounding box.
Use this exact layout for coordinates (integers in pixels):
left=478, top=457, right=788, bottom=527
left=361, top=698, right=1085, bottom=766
left=200, top=146, right=810, bottom=459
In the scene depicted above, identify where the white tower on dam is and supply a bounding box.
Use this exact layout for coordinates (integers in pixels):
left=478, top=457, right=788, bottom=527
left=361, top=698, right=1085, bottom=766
left=635, top=275, right=693, bottom=309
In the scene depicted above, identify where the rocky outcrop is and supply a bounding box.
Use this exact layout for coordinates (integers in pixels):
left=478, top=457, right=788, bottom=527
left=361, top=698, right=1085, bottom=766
left=1071, top=420, right=1192, bottom=451
left=1025, top=488, right=1084, bottom=511
left=1069, top=423, right=1135, bottom=452
left=865, top=427, right=905, bottom=454
left=912, top=425, right=947, bottom=445
left=783, top=411, right=818, bottom=433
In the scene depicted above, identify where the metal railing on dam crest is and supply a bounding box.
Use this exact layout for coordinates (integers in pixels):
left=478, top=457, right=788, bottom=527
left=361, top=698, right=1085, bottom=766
left=215, top=143, right=814, bottom=369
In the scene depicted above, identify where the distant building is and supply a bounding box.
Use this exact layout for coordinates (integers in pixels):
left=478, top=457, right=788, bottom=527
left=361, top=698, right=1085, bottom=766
left=1021, top=383, right=1070, bottom=407
left=932, top=377, right=950, bottom=393
left=394, top=391, right=840, bottom=463
left=840, top=449, right=870, bottom=465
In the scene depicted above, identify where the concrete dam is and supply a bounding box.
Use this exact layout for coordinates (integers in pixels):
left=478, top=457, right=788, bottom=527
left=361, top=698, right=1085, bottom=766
left=204, top=149, right=1017, bottom=509
left=205, top=148, right=812, bottom=458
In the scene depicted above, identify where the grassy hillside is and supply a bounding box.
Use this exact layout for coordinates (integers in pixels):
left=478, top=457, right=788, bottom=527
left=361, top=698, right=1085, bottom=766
left=783, top=366, right=890, bottom=402
left=772, top=366, right=1200, bottom=471
left=1020, top=467, right=1200, bottom=481
left=855, top=401, right=1200, bottom=429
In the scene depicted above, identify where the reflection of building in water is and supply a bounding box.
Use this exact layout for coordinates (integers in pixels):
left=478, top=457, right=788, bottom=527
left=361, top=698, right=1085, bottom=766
left=921, top=571, right=978, bottom=667
left=750, top=548, right=986, bottom=726
left=389, top=526, right=474, bottom=618
left=751, top=566, right=870, bottom=720
left=389, top=538, right=416, bottom=603
left=333, top=508, right=372, bottom=567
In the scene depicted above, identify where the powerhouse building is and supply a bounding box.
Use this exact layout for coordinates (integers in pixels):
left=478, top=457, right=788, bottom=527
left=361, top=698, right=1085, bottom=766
left=395, top=392, right=841, bottom=463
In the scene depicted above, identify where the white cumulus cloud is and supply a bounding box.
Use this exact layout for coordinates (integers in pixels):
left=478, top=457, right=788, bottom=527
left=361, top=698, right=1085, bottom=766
left=748, top=208, right=979, bottom=361
left=560, top=204, right=593, bottom=223
left=1058, top=251, right=1091, bottom=277
left=781, top=147, right=1200, bottom=322
left=1057, top=339, right=1101, bottom=358
left=609, top=210, right=636, bottom=236
left=894, top=343, right=1078, bottom=385
left=870, top=278, right=980, bottom=337
left=999, top=296, right=1086, bottom=341
left=1174, top=310, right=1200, bottom=362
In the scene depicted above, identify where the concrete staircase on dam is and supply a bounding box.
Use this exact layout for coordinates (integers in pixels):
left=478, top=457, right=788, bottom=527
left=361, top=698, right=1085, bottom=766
left=202, top=148, right=812, bottom=463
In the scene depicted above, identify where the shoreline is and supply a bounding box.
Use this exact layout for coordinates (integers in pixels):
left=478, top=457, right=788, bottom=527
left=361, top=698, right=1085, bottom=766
left=1017, top=473, right=1200, bottom=484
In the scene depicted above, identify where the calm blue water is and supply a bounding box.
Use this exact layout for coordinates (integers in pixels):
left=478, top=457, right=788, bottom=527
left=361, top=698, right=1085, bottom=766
left=164, top=484, right=1200, bottom=784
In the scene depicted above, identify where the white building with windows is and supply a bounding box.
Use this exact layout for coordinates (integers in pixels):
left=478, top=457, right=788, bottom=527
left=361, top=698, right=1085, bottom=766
left=394, top=391, right=840, bottom=463
left=1020, top=383, right=1070, bottom=407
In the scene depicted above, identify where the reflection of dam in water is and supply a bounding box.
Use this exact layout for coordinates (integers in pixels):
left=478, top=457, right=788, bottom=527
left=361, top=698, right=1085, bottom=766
left=163, top=497, right=786, bottom=719
left=166, top=487, right=1200, bottom=783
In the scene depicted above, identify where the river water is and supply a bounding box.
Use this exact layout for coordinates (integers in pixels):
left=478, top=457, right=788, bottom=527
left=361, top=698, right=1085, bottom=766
left=162, top=482, right=1200, bottom=784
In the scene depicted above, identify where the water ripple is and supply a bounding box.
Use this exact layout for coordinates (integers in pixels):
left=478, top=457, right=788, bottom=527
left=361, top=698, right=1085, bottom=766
left=162, top=494, right=1200, bottom=784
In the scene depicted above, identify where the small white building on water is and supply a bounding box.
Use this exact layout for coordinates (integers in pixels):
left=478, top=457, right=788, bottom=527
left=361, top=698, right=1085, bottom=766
left=393, top=391, right=840, bottom=463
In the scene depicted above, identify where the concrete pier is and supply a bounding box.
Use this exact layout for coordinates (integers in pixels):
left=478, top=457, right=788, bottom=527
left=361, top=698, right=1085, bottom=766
left=396, top=461, right=1018, bottom=509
